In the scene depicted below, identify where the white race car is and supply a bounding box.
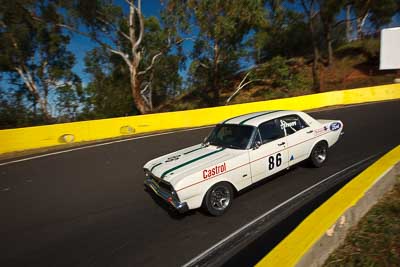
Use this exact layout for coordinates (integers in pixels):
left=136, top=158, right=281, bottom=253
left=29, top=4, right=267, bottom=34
left=144, top=110, right=343, bottom=216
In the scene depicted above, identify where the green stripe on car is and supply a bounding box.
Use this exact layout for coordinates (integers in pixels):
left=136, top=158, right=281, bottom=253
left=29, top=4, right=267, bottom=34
left=239, top=110, right=282, bottom=125
left=161, top=148, right=225, bottom=178
left=222, top=113, right=248, bottom=124
left=150, top=162, right=163, bottom=172
left=183, top=146, right=204, bottom=155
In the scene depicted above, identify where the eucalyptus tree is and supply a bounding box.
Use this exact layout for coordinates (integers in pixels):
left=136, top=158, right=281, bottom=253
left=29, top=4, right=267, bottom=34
left=318, top=0, right=346, bottom=66
left=352, top=0, right=398, bottom=39
left=0, top=0, right=81, bottom=121
left=79, top=14, right=182, bottom=118
left=166, top=0, right=265, bottom=105
left=253, top=1, right=312, bottom=62
left=297, top=0, right=322, bottom=91
left=44, top=0, right=184, bottom=114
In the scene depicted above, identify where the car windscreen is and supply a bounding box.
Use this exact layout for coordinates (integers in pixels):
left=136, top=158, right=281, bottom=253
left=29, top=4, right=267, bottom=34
left=206, top=124, right=254, bottom=149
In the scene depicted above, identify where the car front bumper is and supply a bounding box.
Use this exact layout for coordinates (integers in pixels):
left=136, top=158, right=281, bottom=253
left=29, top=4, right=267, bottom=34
left=144, top=177, right=189, bottom=213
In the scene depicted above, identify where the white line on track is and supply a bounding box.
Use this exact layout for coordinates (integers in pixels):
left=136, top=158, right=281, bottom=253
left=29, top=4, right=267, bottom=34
left=182, top=154, right=378, bottom=267
left=0, top=126, right=214, bottom=167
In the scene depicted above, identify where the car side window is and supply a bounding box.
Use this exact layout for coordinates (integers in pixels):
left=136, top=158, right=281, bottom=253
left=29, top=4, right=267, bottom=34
left=258, top=119, right=285, bottom=144
left=280, top=115, right=309, bottom=135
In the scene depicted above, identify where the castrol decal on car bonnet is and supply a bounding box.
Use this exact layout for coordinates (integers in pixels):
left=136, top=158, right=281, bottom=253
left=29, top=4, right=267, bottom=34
left=203, top=163, right=227, bottom=179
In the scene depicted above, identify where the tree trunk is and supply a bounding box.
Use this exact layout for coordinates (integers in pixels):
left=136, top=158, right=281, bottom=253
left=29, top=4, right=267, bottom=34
left=309, top=17, right=320, bottom=92
left=15, top=66, right=51, bottom=121
left=327, top=25, right=333, bottom=67
left=130, top=68, right=150, bottom=114
left=212, top=42, right=220, bottom=106
left=37, top=96, right=51, bottom=121
left=346, top=4, right=352, bottom=42
left=356, top=13, right=368, bottom=40
left=356, top=17, right=362, bottom=39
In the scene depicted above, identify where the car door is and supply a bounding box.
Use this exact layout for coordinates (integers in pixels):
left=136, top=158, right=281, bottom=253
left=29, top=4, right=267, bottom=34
left=249, top=119, right=289, bottom=183
left=279, top=115, right=314, bottom=166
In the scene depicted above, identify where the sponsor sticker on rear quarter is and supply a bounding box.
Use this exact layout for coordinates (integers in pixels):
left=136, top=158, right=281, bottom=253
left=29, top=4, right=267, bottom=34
left=330, top=122, right=341, bottom=131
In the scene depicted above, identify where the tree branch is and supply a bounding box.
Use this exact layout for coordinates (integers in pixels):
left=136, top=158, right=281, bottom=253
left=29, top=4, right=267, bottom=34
left=109, top=49, right=133, bottom=69
left=226, top=71, right=263, bottom=104
left=137, top=36, right=193, bottom=76
left=133, top=5, right=144, bottom=54
left=128, top=0, right=136, bottom=57
left=53, top=22, right=133, bottom=69
left=137, top=52, right=162, bottom=76
left=333, top=16, right=359, bottom=28
left=199, top=62, right=210, bottom=69
left=95, top=11, right=131, bottom=42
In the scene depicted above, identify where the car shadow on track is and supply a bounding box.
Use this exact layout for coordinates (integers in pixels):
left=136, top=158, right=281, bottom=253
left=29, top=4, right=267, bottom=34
left=235, top=161, right=314, bottom=198
left=143, top=161, right=315, bottom=219
left=143, top=187, right=198, bottom=219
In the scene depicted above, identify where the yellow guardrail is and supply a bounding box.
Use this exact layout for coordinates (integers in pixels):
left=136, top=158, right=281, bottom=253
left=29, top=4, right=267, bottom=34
left=0, top=84, right=399, bottom=154
left=256, top=145, right=400, bottom=267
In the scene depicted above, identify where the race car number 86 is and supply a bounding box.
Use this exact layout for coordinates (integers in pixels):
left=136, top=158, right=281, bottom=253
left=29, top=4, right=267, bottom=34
left=268, top=153, right=282, bottom=170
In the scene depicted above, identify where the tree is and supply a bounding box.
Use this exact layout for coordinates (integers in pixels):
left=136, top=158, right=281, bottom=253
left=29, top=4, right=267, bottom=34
left=352, top=0, right=372, bottom=39
left=36, top=0, right=184, bottom=114
left=80, top=47, right=136, bottom=119
left=367, top=0, right=398, bottom=29
left=298, top=0, right=321, bottom=91
left=0, top=0, right=81, bottom=121
left=253, top=4, right=312, bottom=62
left=79, top=15, right=183, bottom=119
left=0, top=88, right=37, bottom=129
left=319, top=0, right=346, bottom=66
left=351, top=0, right=397, bottom=39
left=167, top=0, right=265, bottom=105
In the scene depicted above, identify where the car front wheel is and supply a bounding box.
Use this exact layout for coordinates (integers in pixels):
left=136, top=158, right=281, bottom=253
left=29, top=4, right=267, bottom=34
left=203, top=182, right=233, bottom=216
left=309, top=141, right=328, bottom=167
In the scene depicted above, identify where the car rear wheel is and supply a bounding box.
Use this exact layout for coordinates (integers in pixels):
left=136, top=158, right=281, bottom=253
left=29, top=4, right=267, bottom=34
left=309, top=141, right=328, bottom=167
left=203, top=182, right=233, bottom=216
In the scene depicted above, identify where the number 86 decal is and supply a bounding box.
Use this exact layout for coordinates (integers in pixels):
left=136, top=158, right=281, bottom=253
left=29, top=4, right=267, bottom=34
left=268, top=153, right=282, bottom=170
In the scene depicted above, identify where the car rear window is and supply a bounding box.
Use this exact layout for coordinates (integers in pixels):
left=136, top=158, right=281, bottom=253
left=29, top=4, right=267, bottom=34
left=279, top=115, right=308, bottom=135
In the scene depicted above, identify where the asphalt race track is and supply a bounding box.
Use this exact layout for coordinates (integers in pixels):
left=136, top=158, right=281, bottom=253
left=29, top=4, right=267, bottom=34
left=1, top=100, right=399, bottom=267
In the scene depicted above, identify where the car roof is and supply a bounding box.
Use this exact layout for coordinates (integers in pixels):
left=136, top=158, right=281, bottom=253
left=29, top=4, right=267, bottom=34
left=221, top=110, right=301, bottom=127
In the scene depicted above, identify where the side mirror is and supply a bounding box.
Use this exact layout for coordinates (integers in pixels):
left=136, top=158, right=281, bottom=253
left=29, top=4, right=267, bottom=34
left=253, top=140, right=262, bottom=150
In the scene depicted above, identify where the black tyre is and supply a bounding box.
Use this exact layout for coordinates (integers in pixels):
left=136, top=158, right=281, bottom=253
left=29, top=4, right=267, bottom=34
left=309, top=141, right=328, bottom=167
left=202, top=182, right=233, bottom=216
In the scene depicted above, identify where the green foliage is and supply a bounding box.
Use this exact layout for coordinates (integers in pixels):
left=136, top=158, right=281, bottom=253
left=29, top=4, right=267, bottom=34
left=80, top=47, right=137, bottom=119
left=172, top=0, right=266, bottom=105
left=353, top=0, right=398, bottom=29
left=368, top=0, right=399, bottom=27
left=80, top=14, right=183, bottom=119
left=0, top=0, right=82, bottom=121
left=140, top=16, right=183, bottom=106
left=336, top=39, right=380, bottom=61
left=253, top=56, right=306, bottom=90
left=0, top=90, right=44, bottom=129
left=253, top=10, right=312, bottom=61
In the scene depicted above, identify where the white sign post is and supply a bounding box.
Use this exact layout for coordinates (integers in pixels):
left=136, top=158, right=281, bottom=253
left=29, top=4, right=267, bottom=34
left=380, top=27, right=400, bottom=83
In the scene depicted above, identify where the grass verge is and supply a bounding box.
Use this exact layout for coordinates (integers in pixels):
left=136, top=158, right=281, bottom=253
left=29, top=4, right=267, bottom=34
left=323, top=181, right=400, bottom=266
